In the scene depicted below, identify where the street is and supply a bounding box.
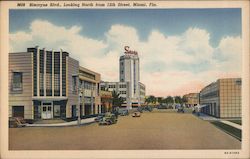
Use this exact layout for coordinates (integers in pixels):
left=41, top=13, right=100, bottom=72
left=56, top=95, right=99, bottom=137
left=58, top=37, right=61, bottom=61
left=9, top=109, right=241, bottom=150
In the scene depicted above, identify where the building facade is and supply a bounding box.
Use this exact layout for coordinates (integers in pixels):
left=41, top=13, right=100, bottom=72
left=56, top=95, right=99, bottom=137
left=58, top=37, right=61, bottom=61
left=100, top=46, right=146, bottom=109
left=199, top=78, right=241, bottom=118
left=100, top=90, right=113, bottom=113
left=9, top=47, right=101, bottom=120
left=183, top=93, right=199, bottom=107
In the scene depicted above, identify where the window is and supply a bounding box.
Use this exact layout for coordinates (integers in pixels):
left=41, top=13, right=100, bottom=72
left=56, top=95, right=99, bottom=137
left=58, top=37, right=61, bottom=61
left=108, top=85, right=115, bottom=88
left=12, top=72, right=22, bottom=91
left=54, top=52, right=60, bottom=96
left=12, top=106, right=24, bottom=118
left=119, top=84, right=126, bottom=88
left=72, top=76, right=77, bottom=94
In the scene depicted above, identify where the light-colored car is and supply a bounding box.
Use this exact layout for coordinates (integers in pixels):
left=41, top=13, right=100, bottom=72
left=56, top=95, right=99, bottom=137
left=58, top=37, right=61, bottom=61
left=132, top=111, right=141, bottom=117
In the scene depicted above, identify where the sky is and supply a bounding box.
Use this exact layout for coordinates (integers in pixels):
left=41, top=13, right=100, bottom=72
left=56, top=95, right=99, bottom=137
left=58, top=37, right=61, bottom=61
left=9, top=9, right=242, bottom=97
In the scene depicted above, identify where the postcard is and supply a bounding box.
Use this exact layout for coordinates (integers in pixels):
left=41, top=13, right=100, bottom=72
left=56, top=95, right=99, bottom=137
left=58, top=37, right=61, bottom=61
left=0, top=0, right=249, bottom=158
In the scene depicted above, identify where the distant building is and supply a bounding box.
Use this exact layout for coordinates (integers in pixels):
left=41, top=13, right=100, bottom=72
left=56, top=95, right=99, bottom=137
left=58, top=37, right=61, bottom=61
left=101, top=46, right=146, bottom=109
left=183, top=93, right=199, bottom=107
left=199, top=78, right=241, bottom=118
left=9, top=46, right=101, bottom=121
left=100, top=81, right=145, bottom=108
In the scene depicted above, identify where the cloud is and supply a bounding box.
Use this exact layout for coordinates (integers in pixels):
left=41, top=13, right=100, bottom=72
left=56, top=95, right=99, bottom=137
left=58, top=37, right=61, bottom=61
left=9, top=20, right=242, bottom=96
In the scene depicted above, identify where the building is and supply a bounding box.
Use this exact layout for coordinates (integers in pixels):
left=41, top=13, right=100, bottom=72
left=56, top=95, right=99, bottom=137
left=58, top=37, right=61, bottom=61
left=100, top=90, right=113, bottom=113
left=183, top=93, right=199, bottom=107
left=199, top=78, right=241, bottom=118
left=100, top=81, right=145, bottom=108
left=9, top=46, right=101, bottom=121
left=100, top=46, right=146, bottom=109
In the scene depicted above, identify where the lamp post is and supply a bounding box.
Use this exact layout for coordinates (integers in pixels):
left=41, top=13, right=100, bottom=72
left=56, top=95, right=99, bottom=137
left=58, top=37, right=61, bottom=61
left=78, top=89, right=82, bottom=126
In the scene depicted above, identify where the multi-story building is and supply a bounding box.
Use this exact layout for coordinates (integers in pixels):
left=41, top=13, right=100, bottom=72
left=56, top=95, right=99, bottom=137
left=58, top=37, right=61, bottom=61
left=100, top=46, right=146, bottom=109
left=199, top=78, right=241, bottom=118
left=183, top=93, right=199, bottom=107
left=9, top=46, right=101, bottom=121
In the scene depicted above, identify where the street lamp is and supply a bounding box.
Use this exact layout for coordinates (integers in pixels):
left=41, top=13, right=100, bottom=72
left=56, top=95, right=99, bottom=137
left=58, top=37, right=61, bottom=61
left=78, top=89, right=82, bottom=126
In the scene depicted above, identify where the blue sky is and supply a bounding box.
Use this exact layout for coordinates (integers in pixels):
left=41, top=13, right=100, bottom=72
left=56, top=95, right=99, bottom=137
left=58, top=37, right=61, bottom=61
left=9, top=9, right=242, bottom=96
left=10, top=9, right=241, bottom=47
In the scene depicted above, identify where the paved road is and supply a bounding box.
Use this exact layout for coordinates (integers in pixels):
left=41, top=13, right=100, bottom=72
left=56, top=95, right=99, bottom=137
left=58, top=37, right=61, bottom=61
left=9, top=109, right=241, bottom=150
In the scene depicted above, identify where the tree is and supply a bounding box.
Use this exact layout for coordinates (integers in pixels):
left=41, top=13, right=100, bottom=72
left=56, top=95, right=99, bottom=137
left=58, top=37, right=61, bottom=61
left=164, top=96, right=174, bottom=104
left=157, top=97, right=163, bottom=104
left=182, top=96, right=188, bottom=104
left=146, top=95, right=156, bottom=104
left=174, top=96, right=183, bottom=104
left=111, top=91, right=124, bottom=109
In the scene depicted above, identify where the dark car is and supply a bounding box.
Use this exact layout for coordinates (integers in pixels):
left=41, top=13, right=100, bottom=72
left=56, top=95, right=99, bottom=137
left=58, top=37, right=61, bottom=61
left=99, top=113, right=117, bottom=125
left=120, top=110, right=129, bottom=116
left=94, top=115, right=104, bottom=122
left=177, top=106, right=185, bottom=113
left=157, top=105, right=167, bottom=109
left=137, top=107, right=143, bottom=113
left=144, top=106, right=153, bottom=112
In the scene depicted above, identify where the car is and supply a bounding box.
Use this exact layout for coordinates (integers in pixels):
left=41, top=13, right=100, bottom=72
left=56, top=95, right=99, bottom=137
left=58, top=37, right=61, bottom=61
left=120, top=110, right=129, bottom=116
left=9, top=117, right=26, bottom=128
left=144, top=106, right=153, bottom=112
left=94, top=115, right=104, bottom=122
left=99, top=113, right=117, bottom=125
left=177, top=106, right=185, bottom=113
left=157, top=105, right=167, bottom=109
left=132, top=111, right=141, bottom=117
left=137, top=107, right=143, bottom=113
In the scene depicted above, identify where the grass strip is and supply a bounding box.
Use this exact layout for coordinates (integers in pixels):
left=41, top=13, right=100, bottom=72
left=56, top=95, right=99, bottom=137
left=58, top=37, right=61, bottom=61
left=228, top=120, right=242, bottom=125
left=211, top=121, right=241, bottom=141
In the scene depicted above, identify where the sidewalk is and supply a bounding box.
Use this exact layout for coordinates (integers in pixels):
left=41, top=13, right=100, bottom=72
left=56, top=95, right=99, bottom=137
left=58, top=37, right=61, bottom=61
left=193, top=112, right=242, bottom=130
left=26, top=117, right=96, bottom=127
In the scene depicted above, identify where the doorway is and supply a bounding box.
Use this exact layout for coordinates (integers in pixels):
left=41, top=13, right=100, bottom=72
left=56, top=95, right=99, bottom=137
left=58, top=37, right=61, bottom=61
left=42, top=102, right=53, bottom=119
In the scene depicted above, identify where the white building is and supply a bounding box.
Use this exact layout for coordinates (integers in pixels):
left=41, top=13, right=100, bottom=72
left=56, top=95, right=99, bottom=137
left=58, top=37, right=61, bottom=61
left=101, top=46, right=146, bottom=109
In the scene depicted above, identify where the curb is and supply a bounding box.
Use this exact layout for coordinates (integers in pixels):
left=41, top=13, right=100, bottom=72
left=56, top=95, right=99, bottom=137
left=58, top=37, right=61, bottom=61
left=26, top=117, right=96, bottom=127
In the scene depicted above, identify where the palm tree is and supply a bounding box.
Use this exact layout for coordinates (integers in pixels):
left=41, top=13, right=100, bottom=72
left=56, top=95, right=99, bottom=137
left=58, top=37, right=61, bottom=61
left=111, top=91, right=124, bottom=110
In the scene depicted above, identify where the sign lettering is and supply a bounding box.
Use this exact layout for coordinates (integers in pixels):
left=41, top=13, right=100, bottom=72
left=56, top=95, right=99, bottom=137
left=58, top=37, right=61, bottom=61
left=124, top=46, right=138, bottom=55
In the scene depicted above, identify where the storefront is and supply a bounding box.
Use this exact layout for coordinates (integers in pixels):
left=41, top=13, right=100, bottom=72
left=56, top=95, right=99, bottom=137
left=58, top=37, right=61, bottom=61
left=33, top=100, right=67, bottom=120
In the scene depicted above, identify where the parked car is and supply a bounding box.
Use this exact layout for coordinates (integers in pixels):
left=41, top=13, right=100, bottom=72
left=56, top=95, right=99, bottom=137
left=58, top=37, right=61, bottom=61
left=120, top=110, right=129, bottom=116
left=9, top=117, right=26, bottom=128
left=137, top=107, right=143, bottom=113
left=144, top=106, right=153, bottom=112
left=132, top=111, right=141, bottom=117
left=177, top=106, right=185, bottom=113
left=94, top=114, right=104, bottom=122
left=99, top=113, right=117, bottom=125
left=157, top=105, right=167, bottom=109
